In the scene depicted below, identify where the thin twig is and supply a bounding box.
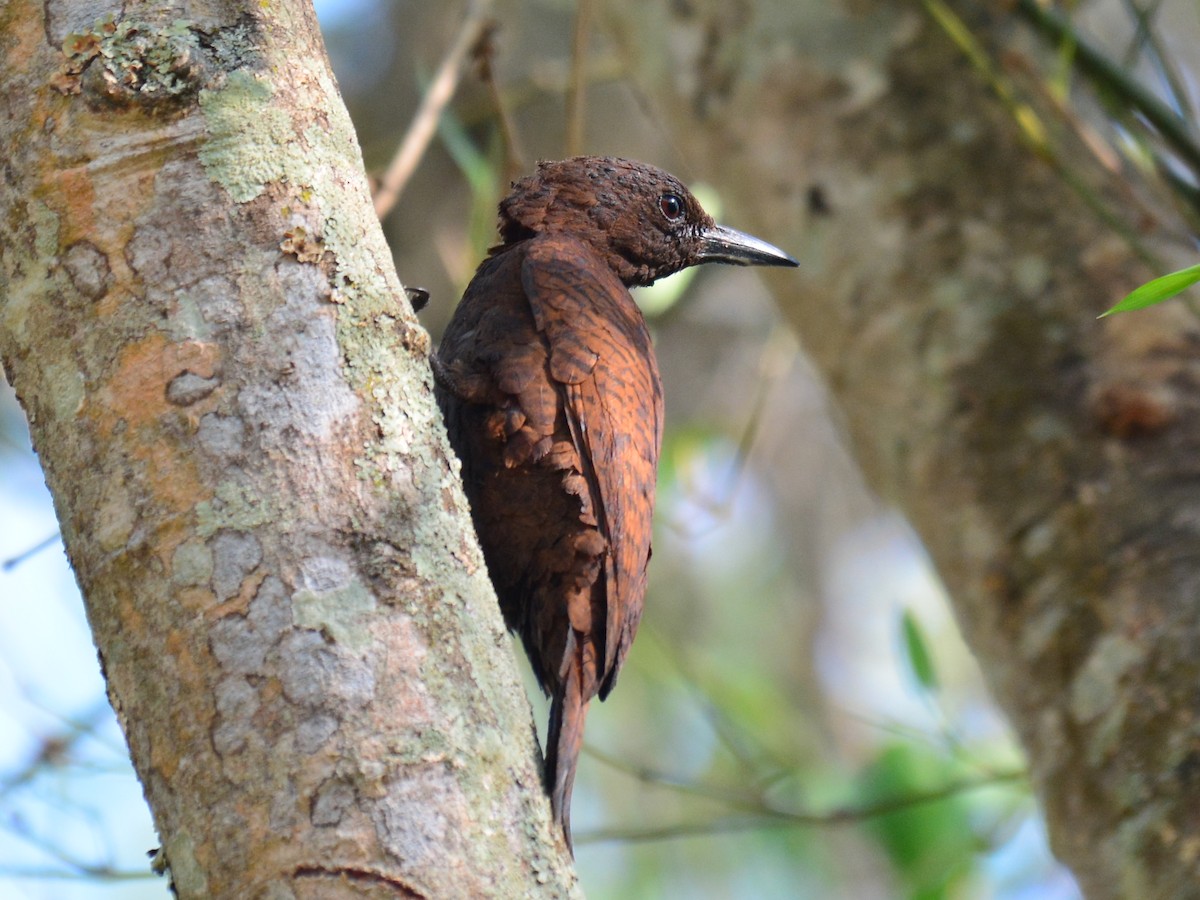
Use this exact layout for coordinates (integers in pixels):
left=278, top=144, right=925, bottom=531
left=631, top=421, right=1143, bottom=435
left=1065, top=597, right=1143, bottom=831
left=665, top=327, right=797, bottom=540
left=632, top=627, right=794, bottom=777
left=578, top=815, right=795, bottom=845
left=373, top=0, right=494, bottom=220
left=585, top=744, right=769, bottom=813
left=3, top=532, right=60, bottom=571
left=575, top=770, right=1026, bottom=845
left=471, top=21, right=525, bottom=182
left=1015, top=0, right=1200, bottom=176
left=0, top=866, right=156, bottom=882
left=922, top=0, right=1161, bottom=267
left=0, top=813, right=152, bottom=882
left=0, top=703, right=113, bottom=800
left=447, top=54, right=626, bottom=135
left=1119, top=0, right=1191, bottom=118
left=565, top=0, right=594, bottom=156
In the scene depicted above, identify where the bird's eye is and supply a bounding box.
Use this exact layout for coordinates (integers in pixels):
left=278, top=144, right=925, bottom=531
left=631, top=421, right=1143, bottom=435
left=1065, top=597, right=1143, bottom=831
left=659, top=193, right=684, bottom=222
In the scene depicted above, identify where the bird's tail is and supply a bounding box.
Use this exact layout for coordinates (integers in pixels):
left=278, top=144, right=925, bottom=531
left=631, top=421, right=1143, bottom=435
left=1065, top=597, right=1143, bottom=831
left=546, top=654, right=591, bottom=854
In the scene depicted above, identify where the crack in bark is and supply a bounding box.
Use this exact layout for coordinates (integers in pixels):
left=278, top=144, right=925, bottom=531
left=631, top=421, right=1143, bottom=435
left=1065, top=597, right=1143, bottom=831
left=292, top=865, right=428, bottom=898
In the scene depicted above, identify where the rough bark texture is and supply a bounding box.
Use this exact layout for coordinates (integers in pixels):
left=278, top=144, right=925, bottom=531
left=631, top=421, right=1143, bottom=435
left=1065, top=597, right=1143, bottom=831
left=0, top=1, right=578, bottom=896
left=605, top=1, right=1199, bottom=897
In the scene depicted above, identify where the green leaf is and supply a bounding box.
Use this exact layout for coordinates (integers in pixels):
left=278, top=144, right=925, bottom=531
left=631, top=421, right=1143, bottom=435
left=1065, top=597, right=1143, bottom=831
left=900, top=609, right=939, bottom=692
left=858, top=743, right=977, bottom=895
left=1099, top=263, right=1200, bottom=317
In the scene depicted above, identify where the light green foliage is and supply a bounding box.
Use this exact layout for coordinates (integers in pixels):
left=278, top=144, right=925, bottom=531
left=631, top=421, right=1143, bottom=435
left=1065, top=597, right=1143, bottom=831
left=860, top=744, right=980, bottom=899
left=901, top=609, right=940, bottom=693
left=1100, top=263, right=1200, bottom=316
left=572, top=428, right=1037, bottom=899
left=438, top=106, right=504, bottom=283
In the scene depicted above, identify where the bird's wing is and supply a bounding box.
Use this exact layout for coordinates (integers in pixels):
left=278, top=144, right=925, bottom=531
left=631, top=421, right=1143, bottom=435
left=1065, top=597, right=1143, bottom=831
left=522, top=235, right=664, bottom=696
left=434, top=251, right=561, bottom=473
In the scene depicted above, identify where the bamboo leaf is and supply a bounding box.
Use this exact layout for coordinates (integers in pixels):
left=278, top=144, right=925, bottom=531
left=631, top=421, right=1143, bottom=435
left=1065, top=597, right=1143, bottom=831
left=900, top=610, right=939, bottom=693
left=1099, top=263, right=1200, bottom=317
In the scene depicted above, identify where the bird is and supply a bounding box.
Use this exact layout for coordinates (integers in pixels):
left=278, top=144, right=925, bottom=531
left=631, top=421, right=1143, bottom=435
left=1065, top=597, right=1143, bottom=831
left=433, top=156, right=798, bottom=850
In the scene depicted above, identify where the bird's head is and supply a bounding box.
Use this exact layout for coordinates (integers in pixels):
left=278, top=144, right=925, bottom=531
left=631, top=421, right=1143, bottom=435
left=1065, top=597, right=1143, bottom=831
left=496, top=157, right=798, bottom=287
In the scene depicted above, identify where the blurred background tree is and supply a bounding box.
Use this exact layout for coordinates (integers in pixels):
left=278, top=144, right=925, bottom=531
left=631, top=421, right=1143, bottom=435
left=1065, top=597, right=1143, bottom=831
left=5, top=0, right=1200, bottom=896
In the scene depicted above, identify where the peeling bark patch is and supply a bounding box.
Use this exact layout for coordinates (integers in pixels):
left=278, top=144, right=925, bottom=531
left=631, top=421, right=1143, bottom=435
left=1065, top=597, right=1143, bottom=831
left=123, top=226, right=171, bottom=291
left=293, top=576, right=377, bottom=653
left=161, top=831, right=209, bottom=898
left=197, top=413, right=245, bottom=460
left=248, top=575, right=292, bottom=637
left=167, top=370, right=220, bottom=406
left=277, top=631, right=375, bottom=710
left=371, top=771, right=466, bottom=868
left=210, top=530, right=261, bottom=599
left=296, top=713, right=339, bottom=754
left=42, top=360, right=85, bottom=419
left=1070, top=634, right=1145, bottom=724
left=172, top=537, right=213, bottom=586
left=210, top=615, right=268, bottom=675
left=213, top=675, right=260, bottom=756
left=95, top=476, right=137, bottom=552
left=299, top=554, right=354, bottom=593
left=62, top=240, right=111, bottom=299
left=105, top=333, right=221, bottom=432
left=311, top=776, right=356, bottom=826
left=196, top=478, right=273, bottom=537
left=269, top=783, right=301, bottom=833
left=1, top=200, right=60, bottom=355
left=237, top=264, right=358, bottom=448
left=187, top=274, right=241, bottom=333
left=210, top=574, right=290, bottom=672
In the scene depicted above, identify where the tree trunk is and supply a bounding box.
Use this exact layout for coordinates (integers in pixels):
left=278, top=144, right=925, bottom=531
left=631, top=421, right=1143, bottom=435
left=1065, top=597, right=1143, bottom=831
left=0, top=1, right=577, bottom=896
left=605, top=1, right=1199, bottom=896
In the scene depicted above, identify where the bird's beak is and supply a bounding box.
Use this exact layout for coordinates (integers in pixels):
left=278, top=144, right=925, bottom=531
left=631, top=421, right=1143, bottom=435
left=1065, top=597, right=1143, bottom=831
left=698, top=224, right=799, bottom=268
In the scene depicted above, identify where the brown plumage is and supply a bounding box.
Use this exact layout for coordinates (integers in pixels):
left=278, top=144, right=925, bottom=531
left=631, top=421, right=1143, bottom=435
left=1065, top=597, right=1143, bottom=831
left=434, top=157, right=797, bottom=850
